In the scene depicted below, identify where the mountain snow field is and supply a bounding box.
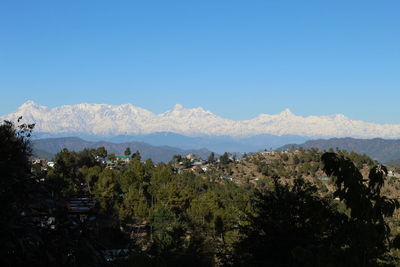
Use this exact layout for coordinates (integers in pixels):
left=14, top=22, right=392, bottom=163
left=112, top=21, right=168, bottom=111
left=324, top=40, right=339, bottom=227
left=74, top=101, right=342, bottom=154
left=3, top=101, right=400, bottom=139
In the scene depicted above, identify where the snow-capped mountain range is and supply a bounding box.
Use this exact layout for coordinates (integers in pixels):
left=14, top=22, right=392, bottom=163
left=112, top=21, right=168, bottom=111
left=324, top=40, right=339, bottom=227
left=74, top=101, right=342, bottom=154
left=2, top=101, right=400, bottom=139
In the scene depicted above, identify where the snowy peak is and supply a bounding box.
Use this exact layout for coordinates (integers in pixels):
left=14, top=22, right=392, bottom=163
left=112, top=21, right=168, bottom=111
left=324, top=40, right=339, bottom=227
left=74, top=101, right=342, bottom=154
left=163, top=104, right=211, bottom=116
left=2, top=101, right=400, bottom=138
left=278, top=108, right=294, bottom=117
left=19, top=100, right=39, bottom=108
left=18, top=101, right=47, bottom=111
left=172, top=104, right=184, bottom=111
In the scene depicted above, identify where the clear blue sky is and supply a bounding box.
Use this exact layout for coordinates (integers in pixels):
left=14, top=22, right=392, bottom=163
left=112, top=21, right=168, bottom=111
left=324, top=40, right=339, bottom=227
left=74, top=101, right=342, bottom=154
left=1, top=0, right=399, bottom=123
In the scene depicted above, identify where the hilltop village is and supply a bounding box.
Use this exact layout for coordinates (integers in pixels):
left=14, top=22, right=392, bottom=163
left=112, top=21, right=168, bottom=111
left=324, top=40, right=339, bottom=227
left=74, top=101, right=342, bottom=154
left=31, top=147, right=400, bottom=200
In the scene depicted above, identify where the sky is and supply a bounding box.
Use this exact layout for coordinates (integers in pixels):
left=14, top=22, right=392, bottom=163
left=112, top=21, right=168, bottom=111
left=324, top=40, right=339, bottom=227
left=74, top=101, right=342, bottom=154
left=1, top=0, right=399, bottom=123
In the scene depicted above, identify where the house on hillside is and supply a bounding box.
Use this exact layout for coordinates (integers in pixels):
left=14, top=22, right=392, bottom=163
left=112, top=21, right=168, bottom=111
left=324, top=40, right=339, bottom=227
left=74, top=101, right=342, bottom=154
left=116, top=156, right=131, bottom=163
left=106, top=160, right=116, bottom=169
left=261, top=150, right=275, bottom=156
left=388, top=171, right=400, bottom=178
left=186, top=154, right=196, bottom=160
left=105, top=156, right=132, bottom=169
left=32, top=158, right=50, bottom=168
left=193, top=160, right=206, bottom=166
left=47, top=161, right=55, bottom=168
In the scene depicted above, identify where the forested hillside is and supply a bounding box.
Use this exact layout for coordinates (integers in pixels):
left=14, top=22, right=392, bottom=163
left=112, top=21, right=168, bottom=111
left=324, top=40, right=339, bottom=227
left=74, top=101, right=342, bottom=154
left=3, top=120, right=400, bottom=266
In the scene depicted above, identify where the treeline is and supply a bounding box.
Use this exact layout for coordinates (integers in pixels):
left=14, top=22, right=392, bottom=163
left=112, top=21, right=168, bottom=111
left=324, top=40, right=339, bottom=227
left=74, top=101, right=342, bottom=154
left=2, top=120, right=400, bottom=266
left=251, top=148, right=376, bottom=179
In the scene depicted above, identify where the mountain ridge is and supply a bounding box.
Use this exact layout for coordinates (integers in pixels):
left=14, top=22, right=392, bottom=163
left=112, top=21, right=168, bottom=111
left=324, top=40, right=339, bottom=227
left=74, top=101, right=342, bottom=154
left=278, top=137, right=400, bottom=163
left=3, top=101, right=400, bottom=138
left=31, top=131, right=308, bottom=154
left=32, top=137, right=213, bottom=162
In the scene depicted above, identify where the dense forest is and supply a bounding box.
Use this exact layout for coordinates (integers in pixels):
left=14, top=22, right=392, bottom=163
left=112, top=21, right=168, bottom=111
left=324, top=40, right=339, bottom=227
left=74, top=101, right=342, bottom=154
left=2, top=120, right=400, bottom=267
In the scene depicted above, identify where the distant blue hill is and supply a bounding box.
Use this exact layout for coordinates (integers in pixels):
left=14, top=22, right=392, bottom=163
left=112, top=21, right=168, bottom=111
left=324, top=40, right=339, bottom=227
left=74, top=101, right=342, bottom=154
left=32, top=137, right=212, bottom=162
left=33, top=132, right=309, bottom=154
left=278, top=137, right=400, bottom=164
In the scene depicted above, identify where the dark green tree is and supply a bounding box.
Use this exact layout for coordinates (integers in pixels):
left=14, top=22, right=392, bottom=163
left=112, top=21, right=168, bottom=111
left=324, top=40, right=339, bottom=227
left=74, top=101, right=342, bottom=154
left=234, top=177, right=346, bottom=266
left=0, top=120, right=40, bottom=266
left=48, top=148, right=98, bottom=196
left=220, top=152, right=230, bottom=165
left=208, top=152, right=215, bottom=163
left=172, top=154, right=182, bottom=164
left=124, top=147, right=131, bottom=157
left=108, top=153, right=116, bottom=161
left=0, top=120, right=106, bottom=267
left=94, top=146, right=107, bottom=158
left=321, top=152, right=400, bottom=265
left=181, top=158, right=192, bottom=168
left=132, top=150, right=142, bottom=161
